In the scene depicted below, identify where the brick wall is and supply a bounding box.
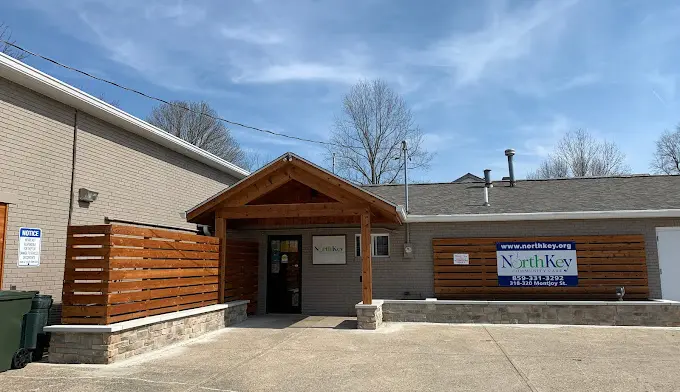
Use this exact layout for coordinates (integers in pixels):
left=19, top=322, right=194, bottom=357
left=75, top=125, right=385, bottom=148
left=0, top=78, right=239, bottom=301
left=230, top=217, right=680, bottom=315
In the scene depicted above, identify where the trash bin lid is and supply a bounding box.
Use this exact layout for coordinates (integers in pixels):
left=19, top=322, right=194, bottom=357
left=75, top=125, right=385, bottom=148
left=0, top=290, right=37, bottom=301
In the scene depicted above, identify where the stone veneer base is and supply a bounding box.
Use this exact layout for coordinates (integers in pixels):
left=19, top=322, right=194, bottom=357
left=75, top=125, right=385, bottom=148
left=381, top=300, right=680, bottom=327
left=45, top=301, right=248, bottom=364
left=355, top=301, right=384, bottom=330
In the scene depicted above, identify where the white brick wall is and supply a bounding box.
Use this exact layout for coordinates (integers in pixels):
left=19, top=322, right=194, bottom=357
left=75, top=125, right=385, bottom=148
left=0, top=78, right=239, bottom=301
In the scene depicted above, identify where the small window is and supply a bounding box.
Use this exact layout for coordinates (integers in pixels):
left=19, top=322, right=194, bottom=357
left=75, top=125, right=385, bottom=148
left=355, top=234, right=390, bottom=258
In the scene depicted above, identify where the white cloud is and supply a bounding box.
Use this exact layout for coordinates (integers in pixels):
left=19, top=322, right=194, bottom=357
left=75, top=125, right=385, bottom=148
left=232, top=62, right=370, bottom=84
left=421, top=132, right=476, bottom=152
left=418, top=0, right=579, bottom=86
left=220, top=26, right=284, bottom=45
left=557, top=73, right=600, bottom=91
left=518, top=115, right=574, bottom=158
left=144, top=1, right=206, bottom=26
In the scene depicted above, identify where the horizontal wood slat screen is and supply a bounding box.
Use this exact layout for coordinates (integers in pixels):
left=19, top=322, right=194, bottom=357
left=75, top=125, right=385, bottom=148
left=63, top=225, right=220, bottom=325
left=224, top=240, right=258, bottom=314
left=433, top=235, right=649, bottom=300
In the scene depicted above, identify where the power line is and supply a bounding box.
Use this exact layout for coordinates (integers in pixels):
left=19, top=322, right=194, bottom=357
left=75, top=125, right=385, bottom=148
left=2, top=40, right=376, bottom=150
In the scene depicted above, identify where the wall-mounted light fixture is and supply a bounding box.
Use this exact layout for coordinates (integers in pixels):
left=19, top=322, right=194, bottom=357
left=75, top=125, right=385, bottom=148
left=78, top=188, right=98, bottom=203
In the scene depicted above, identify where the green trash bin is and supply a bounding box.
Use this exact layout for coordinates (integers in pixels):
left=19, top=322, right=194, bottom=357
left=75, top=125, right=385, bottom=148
left=0, top=290, right=36, bottom=372
left=22, top=294, right=53, bottom=362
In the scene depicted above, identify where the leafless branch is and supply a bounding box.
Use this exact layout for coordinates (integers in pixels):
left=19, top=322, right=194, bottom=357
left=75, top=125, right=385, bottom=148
left=528, top=129, right=630, bottom=179
left=147, top=100, right=247, bottom=168
left=651, top=127, right=680, bottom=175
left=325, top=79, right=433, bottom=184
left=0, top=23, right=27, bottom=61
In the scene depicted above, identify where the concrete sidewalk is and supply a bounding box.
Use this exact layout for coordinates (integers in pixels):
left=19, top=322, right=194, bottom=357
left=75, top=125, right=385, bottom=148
left=1, top=315, right=679, bottom=391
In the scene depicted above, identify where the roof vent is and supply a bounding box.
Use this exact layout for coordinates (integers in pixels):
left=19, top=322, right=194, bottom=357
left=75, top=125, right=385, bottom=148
left=504, top=148, right=516, bottom=187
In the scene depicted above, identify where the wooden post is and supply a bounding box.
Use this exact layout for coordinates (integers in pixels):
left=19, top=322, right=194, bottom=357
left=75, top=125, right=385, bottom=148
left=215, top=217, right=227, bottom=303
left=361, top=209, right=372, bottom=305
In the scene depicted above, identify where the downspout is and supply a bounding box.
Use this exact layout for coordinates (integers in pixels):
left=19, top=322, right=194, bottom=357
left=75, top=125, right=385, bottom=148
left=67, top=110, right=78, bottom=226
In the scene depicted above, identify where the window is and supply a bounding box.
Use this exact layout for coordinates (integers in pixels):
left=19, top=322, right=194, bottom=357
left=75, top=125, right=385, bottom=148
left=355, top=233, right=390, bottom=258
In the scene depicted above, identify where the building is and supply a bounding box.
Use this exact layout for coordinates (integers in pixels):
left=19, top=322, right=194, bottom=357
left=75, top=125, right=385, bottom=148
left=2, top=51, right=680, bottom=321
left=0, top=53, right=248, bottom=308
left=188, top=153, right=680, bottom=316
left=452, top=173, right=483, bottom=183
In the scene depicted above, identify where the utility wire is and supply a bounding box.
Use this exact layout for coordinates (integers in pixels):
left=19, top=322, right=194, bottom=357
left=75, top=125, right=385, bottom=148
left=2, top=40, right=386, bottom=150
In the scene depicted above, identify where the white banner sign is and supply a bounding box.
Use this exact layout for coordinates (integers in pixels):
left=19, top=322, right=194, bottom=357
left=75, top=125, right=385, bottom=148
left=18, top=227, right=42, bottom=267
left=496, top=241, right=578, bottom=287
left=312, top=235, right=346, bottom=264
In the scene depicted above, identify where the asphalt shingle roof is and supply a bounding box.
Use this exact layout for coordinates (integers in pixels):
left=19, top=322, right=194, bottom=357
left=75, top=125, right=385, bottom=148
left=361, top=175, right=680, bottom=215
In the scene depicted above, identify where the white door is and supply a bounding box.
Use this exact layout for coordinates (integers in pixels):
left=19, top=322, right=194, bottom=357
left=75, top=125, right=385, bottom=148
left=657, top=227, right=680, bottom=301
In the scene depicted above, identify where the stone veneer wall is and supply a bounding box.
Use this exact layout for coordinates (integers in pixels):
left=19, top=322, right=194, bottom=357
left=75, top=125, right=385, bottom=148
left=48, top=302, right=247, bottom=364
left=381, top=300, right=680, bottom=327
left=355, top=301, right=383, bottom=330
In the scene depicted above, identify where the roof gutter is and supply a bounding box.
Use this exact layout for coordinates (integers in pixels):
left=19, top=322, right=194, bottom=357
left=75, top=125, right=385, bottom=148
left=405, top=209, right=680, bottom=223
left=0, top=53, right=249, bottom=179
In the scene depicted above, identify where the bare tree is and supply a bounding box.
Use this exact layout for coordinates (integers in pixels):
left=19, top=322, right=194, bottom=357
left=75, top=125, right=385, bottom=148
left=527, top=129, right=630, bottom=179
left=147, top=101, right=247, bottom=167
left=0, top=23, right=27, bottom=60
left=326, top=79, right=432, bottom=184
left=96, top=93, right=121, bottom=109
left=241, top=151, right=274, bottom=172
left=651, top=127, right=680, bottom=175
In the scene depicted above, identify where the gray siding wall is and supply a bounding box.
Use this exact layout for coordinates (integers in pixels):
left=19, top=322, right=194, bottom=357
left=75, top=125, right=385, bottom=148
left=232, top=218, right=680, bottom=316
left=0, top=78, right=239, bottom=301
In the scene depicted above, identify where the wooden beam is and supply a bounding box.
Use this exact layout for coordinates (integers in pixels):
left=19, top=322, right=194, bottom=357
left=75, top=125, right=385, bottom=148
left=187, top=157, right=288, bottom=220
left=288, top=166, right=363, bottom=205
left=225, top=169, right=292, bottom=207
left=290, top=160, right=401, bottom=223
left=217, top=202, right=366, bottom=219
left=215, top=217, right=227, bottom=303
left=361, top=209, right=372, bottom=305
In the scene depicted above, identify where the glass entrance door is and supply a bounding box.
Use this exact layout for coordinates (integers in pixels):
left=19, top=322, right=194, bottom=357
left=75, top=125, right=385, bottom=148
left=266, top=235, right=302, bottom=313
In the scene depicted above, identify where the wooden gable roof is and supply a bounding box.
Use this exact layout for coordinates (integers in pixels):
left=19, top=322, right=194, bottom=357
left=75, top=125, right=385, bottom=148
left=186, top=153, right=402, bottom=225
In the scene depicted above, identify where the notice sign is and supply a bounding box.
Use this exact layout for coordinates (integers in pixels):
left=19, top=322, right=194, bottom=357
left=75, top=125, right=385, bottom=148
left=496, top=241, right=577, bottom=287
left=312, top=235, right=346, bottom=264
left=453, top=253, right=469, bottom=265
left=18, top=227, right=42, bottom=267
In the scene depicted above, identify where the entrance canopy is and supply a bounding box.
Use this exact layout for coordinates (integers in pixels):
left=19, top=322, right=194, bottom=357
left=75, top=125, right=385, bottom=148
left=186, top=152, right=403, bottom=305
left=187, top=153, right=402, bottom=226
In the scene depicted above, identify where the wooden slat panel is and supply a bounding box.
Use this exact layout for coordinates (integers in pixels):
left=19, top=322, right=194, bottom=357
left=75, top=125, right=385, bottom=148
left=64, top=270, right=107, bottom=281
left=109, top=237, right=219, bottom=252
left=68, top=225, right=113, bottom=235
left=223, top=239, right=259, bottom=314
left=106, top=300, right=218, bottom=324
left=61, top=224, right=222, bottom=325
left=108, top=258, right=218, bottom=268
left=62, top=305, right=107, bottom=317
left=108, top=268, right=218, bottom=280
left=433, top=235, right=649, bottom=301
left=110, top=225, right=219, bottom=244
left=108, top=276, right=219, bottom=291
left=433, top=235, right=645, bottom=245
left=108, top=247, right=218, bottom=260
left=108, top=292, right=218, bottom=316
left=108, top=284, right=218, bottom=303
left=67, top=236, right=110, bottom=246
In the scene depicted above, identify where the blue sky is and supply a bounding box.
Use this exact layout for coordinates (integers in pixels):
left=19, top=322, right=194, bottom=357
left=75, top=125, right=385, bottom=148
left=4, top=0, right=680, bottom=181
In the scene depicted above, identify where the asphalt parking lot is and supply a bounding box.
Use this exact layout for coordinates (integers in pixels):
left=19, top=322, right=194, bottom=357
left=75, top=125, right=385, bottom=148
left=1, top=315, right=679, bottom=391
